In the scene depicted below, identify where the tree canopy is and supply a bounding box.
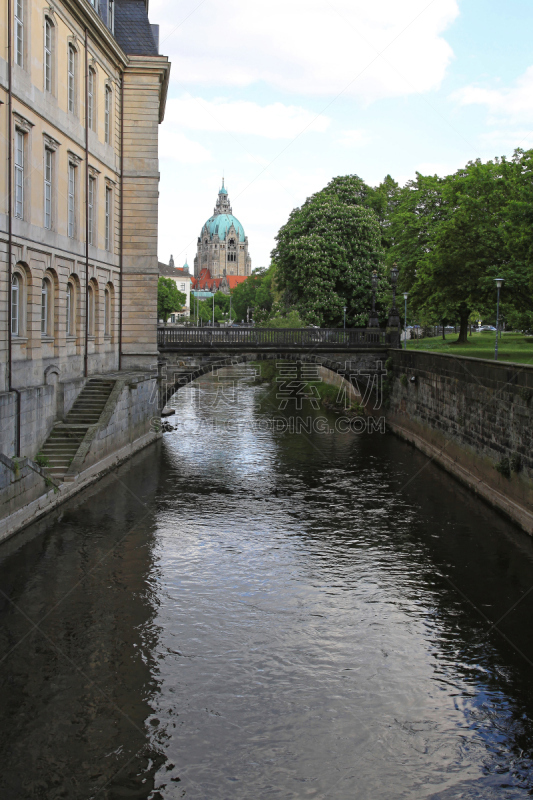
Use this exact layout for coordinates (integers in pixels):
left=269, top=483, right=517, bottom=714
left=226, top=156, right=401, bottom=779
left=157, top=277, right=187, bottom=324
left=272, top=175, right=388, bottom=327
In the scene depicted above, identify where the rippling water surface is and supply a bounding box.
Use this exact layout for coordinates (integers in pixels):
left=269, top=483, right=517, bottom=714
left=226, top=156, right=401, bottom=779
left=2, top=370, right=533, bottom=799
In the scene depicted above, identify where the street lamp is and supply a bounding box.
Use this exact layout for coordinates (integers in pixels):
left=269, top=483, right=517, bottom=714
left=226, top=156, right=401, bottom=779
left=368, top=271, right=380, bottom=328
left=494, top=278, right=504, bottom=360
left=229, top=294, right=232, bottom=324
left=212, top=293, right=215, bottom=326
left=343, top=306, right=347, bottom=330
left=388, top=263, right=401, bottom=327
left=403, top=292, right=408, bottom=350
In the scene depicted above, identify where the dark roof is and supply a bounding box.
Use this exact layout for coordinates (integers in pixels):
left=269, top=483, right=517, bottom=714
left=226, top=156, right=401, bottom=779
left=114, top=0, right=158, bottom=56
left=159, top=263, right=191, bottom=279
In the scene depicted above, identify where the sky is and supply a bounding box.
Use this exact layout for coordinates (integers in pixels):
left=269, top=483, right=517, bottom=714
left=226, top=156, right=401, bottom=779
left=151, top=0, right=533, bottom=269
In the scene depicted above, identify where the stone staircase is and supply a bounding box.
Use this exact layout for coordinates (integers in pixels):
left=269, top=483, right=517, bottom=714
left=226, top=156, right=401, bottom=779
left=39, top=378, right=116, bottom=480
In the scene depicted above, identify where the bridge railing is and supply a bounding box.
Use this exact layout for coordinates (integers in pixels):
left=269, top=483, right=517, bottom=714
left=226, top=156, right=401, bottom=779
left=157, top=327, right=390, bottom=349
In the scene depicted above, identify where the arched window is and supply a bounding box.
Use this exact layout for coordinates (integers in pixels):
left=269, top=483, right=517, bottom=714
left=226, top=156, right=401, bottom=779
left=41, top=277, right=52, bottom=335
left=87, top=284, right=95, bottom=335
left=66, top=282, right=73, bottom=336
left=104, top=287, right=110, bottom=336
left=44, top=18, right=53, bottom=92
left=88, top=67, right=95, bottom=129
left=11, top=274, right=21, bottom=335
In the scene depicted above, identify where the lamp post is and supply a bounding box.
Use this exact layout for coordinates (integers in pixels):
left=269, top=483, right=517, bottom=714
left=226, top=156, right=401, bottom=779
left=403, top=292, right=408, bottom=350
left=343, top=306, right=347, bottom=330
left=368, top=270, right=379, bottom=328
left=494, top=278, right=504, bottom=360
left=212, top=293, right=215, bottom=326
left=229, top=294, right=232, bottom=324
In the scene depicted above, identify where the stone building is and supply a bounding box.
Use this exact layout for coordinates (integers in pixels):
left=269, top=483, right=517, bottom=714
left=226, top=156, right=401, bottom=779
left=0, top=0, right=170, bottom=460
left=158, top=256, right=192, bottom=318
left=194, top=181, right=252, bottom=279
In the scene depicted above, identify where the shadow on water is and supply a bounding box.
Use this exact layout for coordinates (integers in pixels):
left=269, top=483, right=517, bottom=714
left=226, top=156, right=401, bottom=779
left=0, top=447, right=168, bottom=799
left=0, top=370, right=533, bottom=798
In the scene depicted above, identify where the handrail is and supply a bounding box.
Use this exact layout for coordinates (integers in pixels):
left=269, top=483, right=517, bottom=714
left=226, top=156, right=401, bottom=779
left=157, top=327, right=390, bottom=349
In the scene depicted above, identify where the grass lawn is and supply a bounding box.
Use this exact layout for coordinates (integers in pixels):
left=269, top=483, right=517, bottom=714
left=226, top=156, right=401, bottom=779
left=404, top=331, right=533, bottom=365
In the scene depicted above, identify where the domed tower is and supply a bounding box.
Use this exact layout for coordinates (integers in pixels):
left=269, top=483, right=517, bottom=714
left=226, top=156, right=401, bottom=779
left=194, top=180, right=252, bottom=279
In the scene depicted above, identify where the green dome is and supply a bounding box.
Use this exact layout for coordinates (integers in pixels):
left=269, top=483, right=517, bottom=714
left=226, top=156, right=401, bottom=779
left=203, top=214, right=245, bottom=243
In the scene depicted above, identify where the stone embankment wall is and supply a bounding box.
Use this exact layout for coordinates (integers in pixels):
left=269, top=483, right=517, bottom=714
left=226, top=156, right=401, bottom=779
left=0, top=372, right=160, bottom=542
left=386, top=350, right=533, bottom=534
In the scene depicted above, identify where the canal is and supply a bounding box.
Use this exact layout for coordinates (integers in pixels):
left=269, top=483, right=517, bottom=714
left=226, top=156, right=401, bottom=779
left=1, top=368, right=533, bottom=799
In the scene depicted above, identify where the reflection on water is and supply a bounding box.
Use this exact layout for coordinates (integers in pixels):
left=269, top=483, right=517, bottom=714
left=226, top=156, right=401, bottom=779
left=1, top=369, right=533, bottom=799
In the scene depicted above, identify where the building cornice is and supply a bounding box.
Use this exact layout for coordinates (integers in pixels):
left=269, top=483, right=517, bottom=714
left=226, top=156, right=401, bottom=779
left=124, top=55, right=171, bottom=122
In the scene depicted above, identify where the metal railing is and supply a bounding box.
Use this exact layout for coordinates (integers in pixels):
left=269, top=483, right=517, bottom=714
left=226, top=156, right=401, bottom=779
left=157, top=327, right=390, bottom=350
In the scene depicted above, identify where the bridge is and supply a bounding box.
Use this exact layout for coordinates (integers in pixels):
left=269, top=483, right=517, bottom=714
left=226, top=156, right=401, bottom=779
left=157, top=326, right=397, bottom=407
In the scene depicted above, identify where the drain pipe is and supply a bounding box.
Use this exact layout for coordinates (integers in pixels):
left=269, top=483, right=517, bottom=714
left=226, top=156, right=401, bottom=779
left=84, top=27, right=89, bottom=377
left=118, top=73, right=124, bottom=371
left=7, top=0, right=21, bottom=457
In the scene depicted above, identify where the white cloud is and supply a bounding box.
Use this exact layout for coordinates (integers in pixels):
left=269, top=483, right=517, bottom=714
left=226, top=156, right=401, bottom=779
left=455, top=66, right=533, bottom=124
left=159, top=129, right=212, bottom=163
left=152, top=0, right=459, bottom=100
left=164, top=95, right=330, bottom=139
left=337, top=129, right=369, bottom=147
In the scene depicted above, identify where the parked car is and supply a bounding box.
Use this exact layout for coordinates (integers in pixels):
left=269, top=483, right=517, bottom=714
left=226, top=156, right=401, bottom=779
left=479, top=325, right=497, bottom=331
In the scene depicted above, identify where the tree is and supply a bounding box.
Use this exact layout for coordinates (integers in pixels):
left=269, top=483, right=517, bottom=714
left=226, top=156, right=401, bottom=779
left=272, top=177, right=387, bottom=327
left=158, top=277, right=186, bottom=323
left=230, top=266, right=276, bottom=322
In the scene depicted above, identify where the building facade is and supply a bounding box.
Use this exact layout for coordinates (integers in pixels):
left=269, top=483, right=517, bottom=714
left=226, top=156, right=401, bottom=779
left=158, top=256, right=192, bottom=319
left=0, top=0, right=170, bottom=458
left=194, top=181, right=252, bottom=280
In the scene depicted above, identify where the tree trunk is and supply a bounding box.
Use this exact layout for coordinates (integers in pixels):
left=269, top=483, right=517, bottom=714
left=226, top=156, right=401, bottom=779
left=456, top=310, right=470, bottom=343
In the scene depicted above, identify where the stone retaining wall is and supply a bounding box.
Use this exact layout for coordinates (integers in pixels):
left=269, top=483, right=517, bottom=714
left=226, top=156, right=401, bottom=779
left=0, top=371, right=160, bottom=542
left=387, top=350, right=533, bottom=534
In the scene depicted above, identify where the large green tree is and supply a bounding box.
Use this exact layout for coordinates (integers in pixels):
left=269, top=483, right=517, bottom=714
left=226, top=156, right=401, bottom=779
left=158, top=277, right=186, bottom=324
left=272, top=176, right=387, bottom=327
left=389, top=158, right=532, bottom=342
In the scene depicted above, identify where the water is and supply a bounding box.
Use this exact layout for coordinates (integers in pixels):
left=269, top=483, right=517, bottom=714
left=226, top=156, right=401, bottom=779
left=2, top=369, right=533, bottom=799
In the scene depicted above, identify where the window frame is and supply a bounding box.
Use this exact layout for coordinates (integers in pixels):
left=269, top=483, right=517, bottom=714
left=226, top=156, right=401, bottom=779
left=104, top=287, right=110, bottom=336
left=14, top=129, right=24, bottom=219
left=41, top=277, right=51, bottom=336
left=88, top=66, right=95, bottom=130
left=68, top=44, right=76, bottom=114
left=105, top=185, right=112, bottom=251
left=11, top=274, right=21, bottom=336
left=68, top=162, right=76, bottom=238
left=104, top=85, right=112, bottom=144
left=44, top=147, right=53, bottom=229
left=44, top=17, right=53, bottom=93
left=66, top=281, right=75, bottom=337
left=88, top=174, right=95, bottom=245
left=87, top=285, right=94, bottom=336
left=15, top=0, right=24, bottom=68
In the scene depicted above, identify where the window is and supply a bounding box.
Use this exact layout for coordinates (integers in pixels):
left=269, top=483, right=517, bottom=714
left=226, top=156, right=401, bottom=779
left=15, top=0, right=23, bottom=67
left=88, top=67, right=95, bottom=129
left=88, top=175, right=95, bottom=245
left=44, top=19, right=52, bottom=92
left=104, top=86, right=111, bottom=144
left=104, top=288, right=110, bottom=336
left=68, top=163, right=76, bottom=238
left=11, top=274, right=21, bottom=335
left=44, top=148, right=52, bottom=229
left=105, top=186, right=112, bottom=251
left=180, top=283, right=185, bottom=290
left=41, top=278, right=50, bottom=335
left=87, top=285, right=94, bottom=335
left=68, top=45, right=76, bottom=113
left=66, top=283, right=73, bottom=336
left=14, top=130, right=24, bottom=219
